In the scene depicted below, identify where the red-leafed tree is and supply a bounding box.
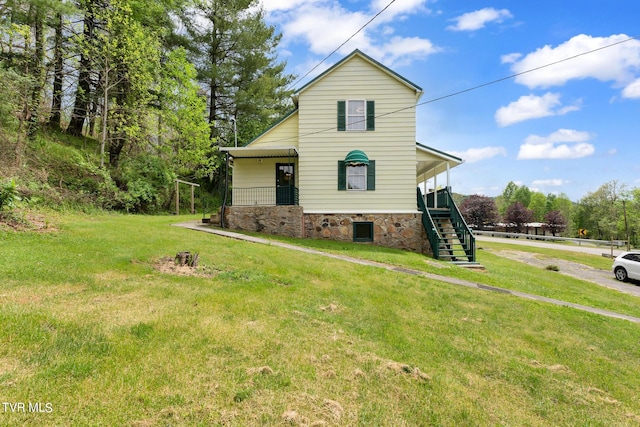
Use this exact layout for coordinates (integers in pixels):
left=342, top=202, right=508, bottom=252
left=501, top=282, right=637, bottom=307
left=459, top=195, right=501, bottom=230
left=504, top=201, right=534, bottom=233
left=543, top=210, right=567, bottom=236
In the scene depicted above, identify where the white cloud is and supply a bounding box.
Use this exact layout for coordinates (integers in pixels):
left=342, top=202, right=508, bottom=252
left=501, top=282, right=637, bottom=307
left=495, top=92, right=580, bottom=127
left=447, top=7, right=512, bottom=32
left=261, top=0, right=317, bottom=13
left=501, top=53, right=522, bottom=64
left=376, top=36, right=441, bottom=66
left=531, top=179, right=568, bottom=187
left=517, top=129, right=595, bottom=160
left=622, top=78, right=640, bottom=98
left=507, top=34, right=640, bottom=90
left=371, top=0, right=432, bottom=18
left=265, top=0, right=440, bottom=68
left=450, top=146, right=507, bottom=163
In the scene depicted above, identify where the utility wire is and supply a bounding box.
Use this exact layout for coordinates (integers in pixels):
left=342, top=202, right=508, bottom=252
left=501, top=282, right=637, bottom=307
left=258, top=33, right=640, bottom=146
left=287, top=0, right=396, bottom=89
left=412, top=34, right=640, bottom=109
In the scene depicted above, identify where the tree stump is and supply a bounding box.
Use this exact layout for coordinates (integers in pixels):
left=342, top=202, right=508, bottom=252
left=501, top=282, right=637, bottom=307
left=175, top=251, right=199, bottom=267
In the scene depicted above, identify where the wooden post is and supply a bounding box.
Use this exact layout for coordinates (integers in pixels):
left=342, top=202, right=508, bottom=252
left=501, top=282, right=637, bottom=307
left=175, top=180, right=179, bottom=215
left=191, top=185, right=195, bottom=214
left=174, top=179, right=200, bottom=216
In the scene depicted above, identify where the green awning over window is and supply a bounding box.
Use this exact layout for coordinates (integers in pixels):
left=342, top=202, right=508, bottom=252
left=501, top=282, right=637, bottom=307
left=344, top=150, right=369, bottom=165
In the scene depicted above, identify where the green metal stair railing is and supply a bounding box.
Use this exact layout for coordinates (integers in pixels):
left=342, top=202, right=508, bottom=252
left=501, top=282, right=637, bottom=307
left=417, top=187, right=441, bottom=259
left=417, top=187, right=476, bottom=262
left=436, top=187, right=476, bottom=262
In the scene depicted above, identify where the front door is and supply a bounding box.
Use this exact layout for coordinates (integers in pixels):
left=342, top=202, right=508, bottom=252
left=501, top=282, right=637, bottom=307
left=276, top=163, right=295, bottom=205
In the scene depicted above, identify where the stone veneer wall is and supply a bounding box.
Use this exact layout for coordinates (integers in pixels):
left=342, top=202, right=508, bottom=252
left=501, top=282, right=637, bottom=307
left=224, top=206, right=304, bottom=238
left=223, top=207, right=431, bottom=255
left=304, top=213, right=430, bottom=254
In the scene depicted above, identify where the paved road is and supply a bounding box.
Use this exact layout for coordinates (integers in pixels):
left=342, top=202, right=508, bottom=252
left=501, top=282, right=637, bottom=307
left=476, top=235, right=626, bottom=257
left=173, top=221, right=640, bottom=324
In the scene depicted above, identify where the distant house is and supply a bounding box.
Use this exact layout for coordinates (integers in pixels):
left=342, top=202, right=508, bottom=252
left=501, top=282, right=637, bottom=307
left=220, top=50, right=475, bottom=262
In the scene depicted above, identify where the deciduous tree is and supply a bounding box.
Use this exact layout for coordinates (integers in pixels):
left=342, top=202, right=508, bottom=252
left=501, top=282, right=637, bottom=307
left=543, top=210, right=567, bottom=236
left=504, top=201, right=534, bottom=233
left=459, top=195, right=500, bottom=230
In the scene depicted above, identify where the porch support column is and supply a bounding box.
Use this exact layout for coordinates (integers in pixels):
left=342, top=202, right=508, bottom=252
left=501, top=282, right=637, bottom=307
left=446, top=161, right=451, bottom=191
left=433, top=169, right=437, bottom=209
left=221, top=152, right=230, bottom=228
left=422, top=173, right=427, bottom=197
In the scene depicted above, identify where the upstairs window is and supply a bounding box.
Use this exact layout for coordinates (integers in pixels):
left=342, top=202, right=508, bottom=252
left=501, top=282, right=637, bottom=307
left=337, top=100, right=375, bottom=131
left=347, top=100, right=365, bottom=131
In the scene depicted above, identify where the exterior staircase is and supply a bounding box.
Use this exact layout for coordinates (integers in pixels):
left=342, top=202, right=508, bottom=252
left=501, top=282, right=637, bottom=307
left=417, top=187, right=479, bottom=266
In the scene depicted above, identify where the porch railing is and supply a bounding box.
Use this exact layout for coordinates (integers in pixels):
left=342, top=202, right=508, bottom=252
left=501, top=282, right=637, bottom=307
left=417, top=187, right=441, bottom=259
left=419, top=187, right=476, bottom=262
left=231, top=186, right=299, bottom=206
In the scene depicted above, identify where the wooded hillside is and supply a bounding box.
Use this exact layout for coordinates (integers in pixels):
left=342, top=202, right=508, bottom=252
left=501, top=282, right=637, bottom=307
left=0, top=0, right=294, bottom=212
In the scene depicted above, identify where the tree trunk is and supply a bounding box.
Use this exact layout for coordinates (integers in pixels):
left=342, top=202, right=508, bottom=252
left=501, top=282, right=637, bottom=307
left=27, top=5, right=45, bottom=140
left=208, top=75, right=217, bottom=141
left=48, top=12, right=64, bottom=131
left=108, top=71, right=130, bottom=169
left=67, top=3, right=95, bottom=137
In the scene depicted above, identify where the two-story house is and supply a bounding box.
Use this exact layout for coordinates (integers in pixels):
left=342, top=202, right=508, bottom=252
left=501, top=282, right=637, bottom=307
left=220, top=50, right=475, bottom=262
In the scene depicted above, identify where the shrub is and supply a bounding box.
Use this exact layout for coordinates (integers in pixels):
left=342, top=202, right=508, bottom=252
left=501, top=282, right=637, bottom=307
left=0, top=179, right=21, bottom=211
left=116, top=154, right=176, bottom=213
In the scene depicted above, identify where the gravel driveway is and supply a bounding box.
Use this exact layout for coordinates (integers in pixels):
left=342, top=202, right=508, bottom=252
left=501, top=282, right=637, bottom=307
left=488, top=249, right=640, bottom=297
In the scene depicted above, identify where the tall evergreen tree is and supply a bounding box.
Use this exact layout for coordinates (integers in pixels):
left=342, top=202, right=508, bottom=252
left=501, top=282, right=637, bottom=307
left=182, top=0, right=295, bottom=146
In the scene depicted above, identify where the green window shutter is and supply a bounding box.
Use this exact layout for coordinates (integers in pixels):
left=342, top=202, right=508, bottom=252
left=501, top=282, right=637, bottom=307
left=337, top=101, right=346, bottom=131
left=366, top=160, right=375, bottom=191
left=337, top=160, right=346, bottom=190
left=366, top=100, right=375, bottom=131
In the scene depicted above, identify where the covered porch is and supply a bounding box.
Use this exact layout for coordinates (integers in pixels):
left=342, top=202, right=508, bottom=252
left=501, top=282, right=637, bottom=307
left=416, top=142, right=463, bottom=208
left=414, top=143, right=476, bottom=263
left=219, top=146, right=299, bottom=207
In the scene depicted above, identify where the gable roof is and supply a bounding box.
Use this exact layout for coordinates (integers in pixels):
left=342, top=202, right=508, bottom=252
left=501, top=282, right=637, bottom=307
left=292, top=49, right=423, bottom=103
left=243, top=108, right=298, bottom=147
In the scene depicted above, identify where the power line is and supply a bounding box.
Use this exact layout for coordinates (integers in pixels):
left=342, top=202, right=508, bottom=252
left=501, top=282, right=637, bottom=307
left=413, top=34, right=640, bottom=110
left=260, top=34, right=640, bottom=146
left=288, top=0, right=396, bottom=89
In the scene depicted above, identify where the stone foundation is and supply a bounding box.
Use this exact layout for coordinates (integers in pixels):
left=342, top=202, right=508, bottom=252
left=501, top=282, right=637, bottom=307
left=223, top=207, right=431, bottom=254
left=223, top=206, right=304, bottom=238
left=304, top=213, right=429, bottom=254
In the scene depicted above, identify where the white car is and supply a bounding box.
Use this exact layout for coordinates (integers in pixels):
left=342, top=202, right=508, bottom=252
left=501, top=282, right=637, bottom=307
left=612, top=251, right=640, bottom=282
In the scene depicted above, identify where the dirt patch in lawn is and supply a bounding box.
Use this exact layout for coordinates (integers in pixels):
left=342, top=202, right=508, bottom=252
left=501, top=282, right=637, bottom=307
left=152, top=256, right=220, bottom=277
left=0, top=211, right=56, bottom=232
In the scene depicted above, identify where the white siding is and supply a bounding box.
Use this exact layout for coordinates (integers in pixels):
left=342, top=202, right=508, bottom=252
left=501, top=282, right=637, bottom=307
left=249, top=112, right=299, bottom=148
left=297, top=55, right=418, bottom=213
left=231, top=157, right=298, bottom=206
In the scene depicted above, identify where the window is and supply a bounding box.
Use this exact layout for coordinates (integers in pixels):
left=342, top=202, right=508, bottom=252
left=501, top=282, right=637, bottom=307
left=347, top=100, right=365, bottom=131
left=623, top=254, right=640, bottom=262
left=338, top=150, right=375, bottom=191
left=347, top=165, right=367, bottom=190
left=353, top=222, right=374, bottom=242
left=337, top=100, right=375, bottom=131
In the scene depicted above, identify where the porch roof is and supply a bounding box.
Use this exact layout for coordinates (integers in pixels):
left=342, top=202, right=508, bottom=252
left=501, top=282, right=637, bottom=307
left=416, top=142, right=463, bottom=182
left=220, top=146, right=299, bottom=159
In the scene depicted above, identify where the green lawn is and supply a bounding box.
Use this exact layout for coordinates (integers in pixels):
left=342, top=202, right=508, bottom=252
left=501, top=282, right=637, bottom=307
left=239, top=230, right=640, bottom=319
left=1, top=213, right=640, bottom=426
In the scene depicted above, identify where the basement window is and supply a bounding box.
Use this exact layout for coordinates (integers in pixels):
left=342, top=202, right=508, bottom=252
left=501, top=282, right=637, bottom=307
left=353, top=222, right=374, bottom=242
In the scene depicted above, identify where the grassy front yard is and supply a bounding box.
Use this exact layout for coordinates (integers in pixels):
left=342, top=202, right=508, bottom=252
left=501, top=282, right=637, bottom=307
left=1, top=213, right=640, bottom=426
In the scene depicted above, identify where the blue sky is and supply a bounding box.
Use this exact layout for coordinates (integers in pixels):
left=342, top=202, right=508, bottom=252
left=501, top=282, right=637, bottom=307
left=259, top=0, right=640, bottom=201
